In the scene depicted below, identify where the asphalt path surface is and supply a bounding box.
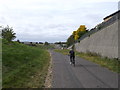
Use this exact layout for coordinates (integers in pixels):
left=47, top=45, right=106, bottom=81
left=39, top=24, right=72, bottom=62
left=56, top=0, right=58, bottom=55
left=50, top=50, right=118, bottom=88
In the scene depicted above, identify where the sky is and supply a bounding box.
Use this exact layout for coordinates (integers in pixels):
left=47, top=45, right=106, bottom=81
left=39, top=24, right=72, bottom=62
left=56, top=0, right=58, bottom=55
left=0, top=0, right=119, bottom=43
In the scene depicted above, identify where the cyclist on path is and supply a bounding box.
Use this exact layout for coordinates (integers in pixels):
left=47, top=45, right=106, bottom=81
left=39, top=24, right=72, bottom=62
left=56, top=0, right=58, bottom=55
left=69, top=48, right=75, bottom=66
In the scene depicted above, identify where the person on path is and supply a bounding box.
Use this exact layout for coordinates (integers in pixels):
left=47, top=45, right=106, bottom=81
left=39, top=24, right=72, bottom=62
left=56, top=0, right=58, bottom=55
left=69, top=49, right=75, bottom=66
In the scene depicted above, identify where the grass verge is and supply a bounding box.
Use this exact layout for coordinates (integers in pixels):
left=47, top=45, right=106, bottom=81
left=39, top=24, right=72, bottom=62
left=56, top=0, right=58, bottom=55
left=2, top=39, right=50, bottom=88
left=54, top=49, right=69, bottom=55
left=54, top=49, right=120, bottom=73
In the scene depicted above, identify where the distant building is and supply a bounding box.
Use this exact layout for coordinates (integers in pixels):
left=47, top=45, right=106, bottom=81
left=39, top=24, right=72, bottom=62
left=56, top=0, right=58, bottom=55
left=103, top=10, right=120, bottom=22
left=94, top=10, right=120, bottom=30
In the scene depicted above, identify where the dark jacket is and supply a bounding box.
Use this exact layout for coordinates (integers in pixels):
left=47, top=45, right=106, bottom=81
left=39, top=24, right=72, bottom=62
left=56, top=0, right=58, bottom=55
left=69, top=50, right=75, bottom=57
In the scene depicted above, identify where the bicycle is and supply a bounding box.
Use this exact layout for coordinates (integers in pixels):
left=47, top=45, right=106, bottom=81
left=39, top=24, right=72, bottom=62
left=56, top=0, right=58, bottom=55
left=70, top=56, right=75, bottom=67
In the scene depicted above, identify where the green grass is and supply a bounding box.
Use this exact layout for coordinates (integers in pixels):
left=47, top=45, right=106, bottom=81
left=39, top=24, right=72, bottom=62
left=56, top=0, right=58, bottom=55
left=54, top=49, right=69, bottom=55
left=54, top=49, right=120, bottom=73
left=2, top=39, right=50, bottom=88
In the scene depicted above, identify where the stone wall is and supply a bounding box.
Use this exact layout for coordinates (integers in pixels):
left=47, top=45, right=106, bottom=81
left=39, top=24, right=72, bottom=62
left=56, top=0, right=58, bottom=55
left=75, top=19, right=119, bottom=59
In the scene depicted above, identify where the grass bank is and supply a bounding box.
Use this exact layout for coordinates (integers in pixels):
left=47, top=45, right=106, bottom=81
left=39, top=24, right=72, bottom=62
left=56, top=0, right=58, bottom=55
left=2, top=39, right=50, bottom=88
left=54, top=49, right=120, bottom=73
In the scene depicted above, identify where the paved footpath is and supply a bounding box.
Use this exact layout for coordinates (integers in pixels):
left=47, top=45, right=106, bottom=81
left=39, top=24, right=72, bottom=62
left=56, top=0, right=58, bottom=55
left=50, top=50, right=119, bottom=88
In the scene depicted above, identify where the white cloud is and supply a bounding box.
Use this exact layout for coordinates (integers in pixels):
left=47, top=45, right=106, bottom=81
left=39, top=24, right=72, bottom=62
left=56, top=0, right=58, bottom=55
left=0, top=0, right=119, bottom=42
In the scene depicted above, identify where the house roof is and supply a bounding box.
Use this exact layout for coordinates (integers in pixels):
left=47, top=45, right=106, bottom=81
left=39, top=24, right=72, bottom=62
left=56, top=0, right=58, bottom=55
left=103, top=10, right=120, bottom=20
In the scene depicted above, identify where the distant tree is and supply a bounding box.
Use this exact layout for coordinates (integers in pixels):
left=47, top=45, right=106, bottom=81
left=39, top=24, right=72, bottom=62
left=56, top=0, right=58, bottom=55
left=44, top=42, right=49, bottom=45
left=61, top=42, right=67, bottom=44
left=2, top=25, right=16, bottom=42
left=66, top=25, right=88, bottom=47
left=67, top=35, right=75, bottom=47
left=39, top=42, right=43, bottom=44
left=78, top=31, right=86, bottom=38
left=17, top=39, right=20, bottom=43
left=54, top=42, right=61, bottom=44
left=72, top=25, right=87, bottom=40
left=30, top=42, right=33, bottom=46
